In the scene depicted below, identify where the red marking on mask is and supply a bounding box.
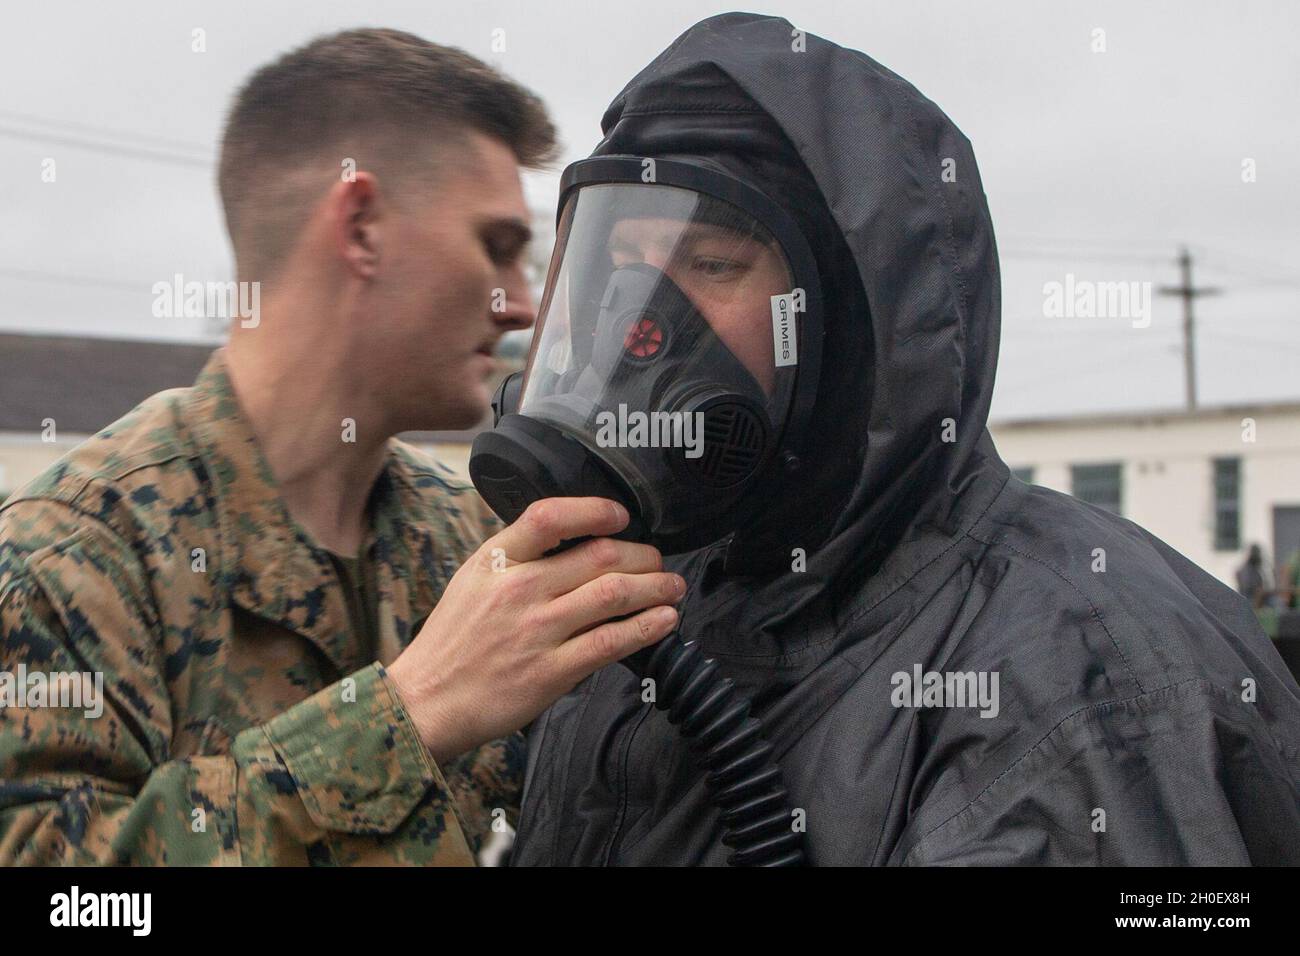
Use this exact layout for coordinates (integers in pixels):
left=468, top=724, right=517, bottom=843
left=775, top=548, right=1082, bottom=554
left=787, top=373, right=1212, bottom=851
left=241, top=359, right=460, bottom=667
left=624, top=317, right=663, bottom=358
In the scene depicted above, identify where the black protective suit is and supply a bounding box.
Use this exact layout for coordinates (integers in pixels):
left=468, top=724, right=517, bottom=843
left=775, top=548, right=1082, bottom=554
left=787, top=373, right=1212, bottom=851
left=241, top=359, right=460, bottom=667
left=511, top=13, right=1300, bottom=865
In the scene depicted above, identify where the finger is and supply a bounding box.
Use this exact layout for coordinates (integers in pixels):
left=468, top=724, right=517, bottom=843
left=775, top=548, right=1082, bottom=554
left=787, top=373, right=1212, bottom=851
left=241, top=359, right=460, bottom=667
left=553, top=606, right=679, bottom=679
left=489, top=497, right=630, bottom=565
left=546, top=571, right=685, bottom=638
left=533, top=537, right=665, bottom=597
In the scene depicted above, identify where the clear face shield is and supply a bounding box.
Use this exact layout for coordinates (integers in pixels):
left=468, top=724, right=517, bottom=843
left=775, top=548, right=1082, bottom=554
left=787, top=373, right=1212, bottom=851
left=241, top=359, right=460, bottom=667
left=471, top=157, right=821, bottom=554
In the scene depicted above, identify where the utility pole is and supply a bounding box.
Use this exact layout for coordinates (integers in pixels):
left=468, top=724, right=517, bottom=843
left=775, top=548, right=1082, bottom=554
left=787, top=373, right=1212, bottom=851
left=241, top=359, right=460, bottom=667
left=1158, top=246, right=1219, bottom=411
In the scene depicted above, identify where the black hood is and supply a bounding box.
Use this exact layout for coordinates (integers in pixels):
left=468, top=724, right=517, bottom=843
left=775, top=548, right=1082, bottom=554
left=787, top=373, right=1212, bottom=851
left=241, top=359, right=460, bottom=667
left=591, top=12, right=1000, bottom=637
left=512, top=13, right=1300, bottom=868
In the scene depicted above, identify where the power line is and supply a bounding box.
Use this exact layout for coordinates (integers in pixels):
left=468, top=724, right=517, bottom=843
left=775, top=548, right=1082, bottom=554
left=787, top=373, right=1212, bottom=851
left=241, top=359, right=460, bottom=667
left=1201, top=329, right=1300, bottom=352
left=995, top=339, right=1175, bottom=394
left=0, top=108, right=213, bottom=155
left=1192, top=259, right=1300, bottom=290
left=0, top=266, right=155, bottom=293
left=999, top=240, right=1300, bottom=289
left=1004, top=328, right=1182, bottom=345
left=998, top=241, right=1298, bottom=411
left=0, top=125, right=212, bottom=168
left=999, top=249, right=1170, bottom=265
left=999, top=234, right=1177, bottom=251
left=1200, top=313, right=1300, bottom=328
left=1189, top=243, right=1300, bottom=285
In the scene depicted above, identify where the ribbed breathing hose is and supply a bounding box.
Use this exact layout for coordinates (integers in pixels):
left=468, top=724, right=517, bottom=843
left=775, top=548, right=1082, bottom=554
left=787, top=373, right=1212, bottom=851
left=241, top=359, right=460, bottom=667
left=635, top=632, right=807, bottom=866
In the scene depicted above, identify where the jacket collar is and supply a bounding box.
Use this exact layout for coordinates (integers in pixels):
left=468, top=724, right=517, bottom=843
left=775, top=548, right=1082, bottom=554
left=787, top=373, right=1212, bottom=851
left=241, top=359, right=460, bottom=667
left=181, top=349, right=443, bottom=671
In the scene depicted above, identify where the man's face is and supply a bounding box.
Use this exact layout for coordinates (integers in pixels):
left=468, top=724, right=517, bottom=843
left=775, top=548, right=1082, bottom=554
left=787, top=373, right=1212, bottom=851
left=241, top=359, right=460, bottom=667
left=607, top=216, right=790, bottom=394
left=375, top=132, right=535, bottom=430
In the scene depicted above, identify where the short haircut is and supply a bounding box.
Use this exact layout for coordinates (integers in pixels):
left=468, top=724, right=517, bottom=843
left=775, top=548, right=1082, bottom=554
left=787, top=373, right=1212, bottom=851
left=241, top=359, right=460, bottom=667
left=217, top=28, right=558, bottom=282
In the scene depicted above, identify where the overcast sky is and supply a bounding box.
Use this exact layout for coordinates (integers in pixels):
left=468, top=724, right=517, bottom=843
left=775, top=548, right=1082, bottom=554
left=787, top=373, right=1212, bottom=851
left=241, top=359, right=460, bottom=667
left=3, top=0, right=1298, bottom=422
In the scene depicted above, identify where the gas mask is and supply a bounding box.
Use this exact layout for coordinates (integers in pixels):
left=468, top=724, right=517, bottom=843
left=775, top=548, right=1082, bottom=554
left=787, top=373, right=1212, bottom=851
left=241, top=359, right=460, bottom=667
left=470, top=156, right=823, bottom=555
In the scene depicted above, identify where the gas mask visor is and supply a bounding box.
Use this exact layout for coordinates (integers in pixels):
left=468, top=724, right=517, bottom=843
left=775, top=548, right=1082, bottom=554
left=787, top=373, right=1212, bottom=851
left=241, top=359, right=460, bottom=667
left=471, top=156, right=822, bottom=555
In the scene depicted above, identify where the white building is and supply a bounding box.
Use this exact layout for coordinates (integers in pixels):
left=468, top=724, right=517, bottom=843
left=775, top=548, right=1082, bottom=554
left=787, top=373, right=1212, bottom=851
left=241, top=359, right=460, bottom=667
left=989, top=402, right=1300, bottom=589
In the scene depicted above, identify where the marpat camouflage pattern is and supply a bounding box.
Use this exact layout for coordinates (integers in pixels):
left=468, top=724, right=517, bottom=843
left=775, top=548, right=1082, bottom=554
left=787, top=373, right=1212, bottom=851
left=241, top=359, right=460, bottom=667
left=0, top=349, right=517, bottom=865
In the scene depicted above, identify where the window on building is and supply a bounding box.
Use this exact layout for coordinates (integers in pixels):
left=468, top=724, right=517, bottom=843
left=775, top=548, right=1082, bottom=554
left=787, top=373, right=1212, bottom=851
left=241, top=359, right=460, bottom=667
left=1011, top=466, right=1034, bottom=485
left=1213, top=457, right=1241, bottom=551
left=1070, top=463, right=1122, bottom=515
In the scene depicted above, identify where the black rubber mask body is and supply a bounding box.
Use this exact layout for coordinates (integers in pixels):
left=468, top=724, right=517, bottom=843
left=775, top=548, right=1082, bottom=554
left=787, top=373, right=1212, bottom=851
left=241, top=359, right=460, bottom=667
left=471, top=262, right=773, bottom=555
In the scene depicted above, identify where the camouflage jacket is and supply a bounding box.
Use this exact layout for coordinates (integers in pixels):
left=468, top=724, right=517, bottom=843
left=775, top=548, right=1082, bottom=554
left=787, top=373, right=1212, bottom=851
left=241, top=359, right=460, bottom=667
left=0, top=349, right=515, bottom=865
